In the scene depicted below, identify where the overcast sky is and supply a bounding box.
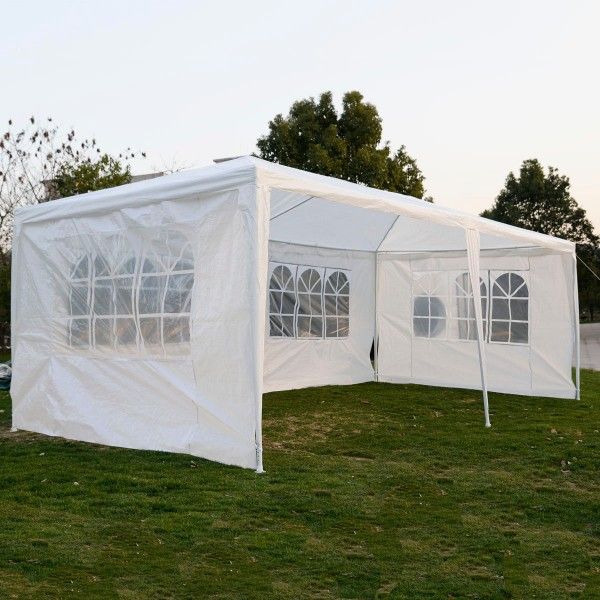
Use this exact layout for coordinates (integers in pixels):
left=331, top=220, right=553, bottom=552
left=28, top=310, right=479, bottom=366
left=2, top=1, right=598, bottom=230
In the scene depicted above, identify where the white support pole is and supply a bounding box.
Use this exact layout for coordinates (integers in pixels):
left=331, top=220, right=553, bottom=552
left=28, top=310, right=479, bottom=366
left=373, top=251, right=379, bottom=382
left=254, top=184, right=271, bottom=474
left=465, top=228, right=491, bottom=428
left=573, top=252, right=581, bottom=400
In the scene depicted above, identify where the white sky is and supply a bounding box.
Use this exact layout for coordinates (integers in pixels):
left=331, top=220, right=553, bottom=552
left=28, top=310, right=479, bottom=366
left=2, top=0, right=599, bottom=230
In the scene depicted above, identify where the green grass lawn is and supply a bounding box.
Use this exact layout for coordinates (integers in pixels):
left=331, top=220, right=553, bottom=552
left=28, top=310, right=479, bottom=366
left=0, top=373, right=599, bottom=599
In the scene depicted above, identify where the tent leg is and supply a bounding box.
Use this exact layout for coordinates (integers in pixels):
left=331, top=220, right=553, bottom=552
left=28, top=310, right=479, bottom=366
left=465, top=228, right=491, bottom=428
left=373, top=251, right=379, bottom=382
left=573, top=253, right=581, bottom=400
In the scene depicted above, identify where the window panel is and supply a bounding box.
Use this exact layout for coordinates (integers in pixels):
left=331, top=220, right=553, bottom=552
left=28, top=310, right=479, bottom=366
left=413, top=316, right=430, bottom=338
left=413, top=296, right=429, bottom=317
left=93, top=281, right=114, bottom=316
left=116, top=317, right=137, bottom=346
left=115, top=277, right=134, bottom=315
left=490, top=271, right=529, bottom=345
left=491, top=320, right=510, bottom=343
left=164, top=317, right=190, bottom=344
left=268, top=264, right=296, bottom=338
left=139, top=274, right=166, bottom=315
left=68, top=231, right=194, bottom=354
left=492, top=298, right=510, bottom=320
left=510, top=298, right=528, bottom=321
left=140, top=317, right=160, bottom=346
left=70, top=318, right=90, bottom=347
left=297, top=267, right=323, bottom=338
left=510, top=321, right=529, bottom=344
left=72, top=256, right=89, bottom=279
left=70, top=284, right=89, bottom=316
left=164, top=273, right=193, bottom=314
left=94, top=318, right=114, bottom=347
left=453, top=273, right=487, bottom=341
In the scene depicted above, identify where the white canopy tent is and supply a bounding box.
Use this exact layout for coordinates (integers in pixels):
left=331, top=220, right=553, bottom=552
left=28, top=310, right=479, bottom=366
left=11, top=156, right=579, bottom=470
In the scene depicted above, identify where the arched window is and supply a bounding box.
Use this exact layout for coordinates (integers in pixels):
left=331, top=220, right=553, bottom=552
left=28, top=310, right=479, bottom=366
left=490, top=272, right=528, bottom=344
left=68, top=231, right=193, bottom=353
left=324, top=270, right=350, bottom=338
left=268, top=264, right=296, bottom=337
left=454, top=273, right=487, bottom=341
left=296, top=267, right=323, bottom=338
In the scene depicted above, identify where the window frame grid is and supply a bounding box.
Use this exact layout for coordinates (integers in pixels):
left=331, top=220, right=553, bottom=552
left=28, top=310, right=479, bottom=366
left=489, top=270, right=529, bottom=346
left=67, top=239, right=194, bottom=355
left=411, top=269, right=529, bottom=346
left=268, top=263, right=298, bottom=338
left=267, top=261, right=351, bottom=341
left=323, top=268, right=350, bottom=339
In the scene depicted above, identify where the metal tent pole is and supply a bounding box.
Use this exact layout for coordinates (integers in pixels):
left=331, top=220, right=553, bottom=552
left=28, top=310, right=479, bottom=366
left=466, top=228, right=491, bottom=428
left=573, top=252, right=581, bottom=400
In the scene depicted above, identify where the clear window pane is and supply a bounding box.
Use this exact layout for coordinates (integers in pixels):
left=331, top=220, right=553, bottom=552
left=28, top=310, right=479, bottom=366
left=510, top=321, right=528, bottom=344
left=413, top=297, right=430, bottom=317
left=297, top=316, right=312, bottom=338
left=70, top=284, right=89, bottom=316
left=164, top=273, right=193, bottom=314
left=429, top=317, right=445, bottom=337
left=270, top=315, right=284, bottom=337
left=115, top=317, right=137, bottom=345
left=163, top=317, right=190, bottom=344
left=492, top=298, right=510, bottom=320
left=72, top=256, right=89, bottom=279
left=70, top=319, right=89, bottom=347
left=140, top=317, right=160, bottom=345
left=413, top=317, right=429, bottom=337
left=337, top=317, right=349, bottom=337
left=94, top=318, right=114, bottom=347
left=337, top=296, right=349, bottom=316
left=115, top=277, right=133, bottom=315
left=429, top=297, right=446, bottom=319
left=93, top=281, right=114, bottom=316
left=139, top=275, right=166, bottom=314
left=491, top=320, right=510, bottom=342
left=510, top=298, right=528, bottom=321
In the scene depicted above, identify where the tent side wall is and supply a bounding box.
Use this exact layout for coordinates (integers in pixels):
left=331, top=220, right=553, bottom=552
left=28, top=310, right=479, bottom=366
left=376, top=250, right=576, bottom=398
left=263, top=241, right=375, bottom=393
left=11, top=175, right=267, bottom=470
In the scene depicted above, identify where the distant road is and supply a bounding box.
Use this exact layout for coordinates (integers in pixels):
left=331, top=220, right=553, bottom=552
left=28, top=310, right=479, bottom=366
left=580, top=323, right=600, bottom=371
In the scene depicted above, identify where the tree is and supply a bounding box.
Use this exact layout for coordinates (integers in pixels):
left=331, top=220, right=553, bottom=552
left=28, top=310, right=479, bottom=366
left=481, top=159, right=597, bottom=244
left=257, top=91, right=430, bottom=200
left=0, top=117, right=145, bottom=338
left=52, top=153, right=132, bottom=200
left=0, top=116, right=143, bottom=249
left=482, top=159, right=600, bottom=320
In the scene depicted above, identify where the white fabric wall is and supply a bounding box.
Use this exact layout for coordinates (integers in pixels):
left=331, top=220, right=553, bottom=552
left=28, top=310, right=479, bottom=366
left=263, top=241, right=375, bottom=392
left=377, top=251, right=576, bottom=399
left=12, top=184, right=266, bottom=469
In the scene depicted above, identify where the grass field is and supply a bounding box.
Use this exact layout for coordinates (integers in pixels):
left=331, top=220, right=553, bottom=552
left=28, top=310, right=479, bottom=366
left=0, top=373, right=599, bottom=599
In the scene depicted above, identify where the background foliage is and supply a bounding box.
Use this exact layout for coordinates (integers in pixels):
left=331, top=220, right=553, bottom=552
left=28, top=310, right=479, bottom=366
left=482, top=159, right=600, bottom=320
left=257, top=91, right=431, bottom=200
left=0, top=117, right=144, bottom=340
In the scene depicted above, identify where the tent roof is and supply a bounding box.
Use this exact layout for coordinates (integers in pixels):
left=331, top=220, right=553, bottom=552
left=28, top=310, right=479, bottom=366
left=15, top=155, right=574, bottom=254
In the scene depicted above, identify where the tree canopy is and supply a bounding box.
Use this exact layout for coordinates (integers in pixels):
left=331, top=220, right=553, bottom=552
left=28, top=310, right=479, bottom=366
left=257, top=91, right=430, bottom=200
left=481, top=159, right=597, bottom=246
left=0, top=116, right=143, bottom=248
left=482, top=159, right=600, bottom=320
left=52, top=154, right=132, bottom=200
